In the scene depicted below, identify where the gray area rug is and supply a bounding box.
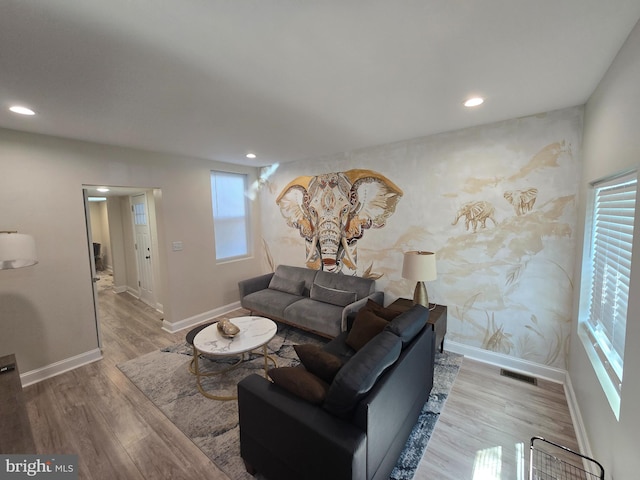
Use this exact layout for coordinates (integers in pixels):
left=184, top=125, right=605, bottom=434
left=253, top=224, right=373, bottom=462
left=118, top=325, right=462, bottom=480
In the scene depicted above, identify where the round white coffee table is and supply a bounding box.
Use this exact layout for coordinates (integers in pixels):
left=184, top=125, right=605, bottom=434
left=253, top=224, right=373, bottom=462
left=192, top=316, right=277, bottom=400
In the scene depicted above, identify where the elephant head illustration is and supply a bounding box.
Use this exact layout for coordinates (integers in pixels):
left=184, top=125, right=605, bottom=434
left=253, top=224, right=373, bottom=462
left=452, top=200, right=497, bottom=232
left=276, top=169, right=403, bottom=273
left=504, top=187, right=538, bottom=216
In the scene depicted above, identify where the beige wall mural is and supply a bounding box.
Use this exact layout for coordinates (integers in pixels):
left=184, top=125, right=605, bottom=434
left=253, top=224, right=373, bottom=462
left=276, top=169, right=403, bottom=273
left=452, top=200, right=497, bottom=232
left=261, top=107, right=582, bottom=370
left=504, top=187, right=538, bottom=215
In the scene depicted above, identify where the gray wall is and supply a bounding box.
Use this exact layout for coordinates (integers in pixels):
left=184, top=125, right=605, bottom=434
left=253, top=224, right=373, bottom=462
left=570, top=19, right=640, bottom=478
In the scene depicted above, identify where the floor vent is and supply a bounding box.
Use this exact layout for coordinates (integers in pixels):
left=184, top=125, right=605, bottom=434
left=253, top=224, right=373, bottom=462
left=500, top=369, right=538, bottom=385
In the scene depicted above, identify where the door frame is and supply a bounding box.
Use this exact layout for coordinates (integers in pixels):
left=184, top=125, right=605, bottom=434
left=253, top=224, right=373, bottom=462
left=83, top=189, right=103, bottom=349
left=83, top=185, right=164, bottom=350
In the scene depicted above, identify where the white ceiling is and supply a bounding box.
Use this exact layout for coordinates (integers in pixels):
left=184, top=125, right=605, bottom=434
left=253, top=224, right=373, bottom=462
left=2, top=1, right=639, bottom=168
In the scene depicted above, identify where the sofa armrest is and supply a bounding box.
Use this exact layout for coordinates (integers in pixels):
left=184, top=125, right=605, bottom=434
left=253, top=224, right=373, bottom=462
left=340, top=291, right=384, bottom=332
left=353, top=326, right=435, bottom=479
left=238, top=374, right=366, bottom=480
left=238, top=272, right=274, bottom=299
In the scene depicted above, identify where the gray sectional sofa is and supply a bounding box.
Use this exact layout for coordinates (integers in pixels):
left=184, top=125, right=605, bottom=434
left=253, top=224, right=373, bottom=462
left=238, top=265, right=383, bottom=338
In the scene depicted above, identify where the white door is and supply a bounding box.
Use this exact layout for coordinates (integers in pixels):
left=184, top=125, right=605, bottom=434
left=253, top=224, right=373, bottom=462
left=131, top=193, right=155, bottom=307
left=83, top=190, right=103, bottom=349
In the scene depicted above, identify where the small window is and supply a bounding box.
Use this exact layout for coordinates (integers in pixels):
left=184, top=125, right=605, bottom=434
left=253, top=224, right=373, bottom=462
left=133, top=202, right=147, bottom=226
left=579, top=170, right=637, bottom=419
left=211, top=171, right=250, bottom=260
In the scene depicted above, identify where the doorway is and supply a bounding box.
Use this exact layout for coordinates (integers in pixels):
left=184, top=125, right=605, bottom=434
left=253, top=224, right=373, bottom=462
left=83, top=186, right=163, bottom=348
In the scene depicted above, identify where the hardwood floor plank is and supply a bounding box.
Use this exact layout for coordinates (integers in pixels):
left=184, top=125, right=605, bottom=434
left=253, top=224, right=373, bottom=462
left=24, top=289, right=228, bottom=480
left=417, top=358, right=579, bottom=479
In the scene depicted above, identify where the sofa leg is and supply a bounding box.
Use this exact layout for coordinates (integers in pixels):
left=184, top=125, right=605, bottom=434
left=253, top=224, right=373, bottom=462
left=243, top=460, right=257, bottom=476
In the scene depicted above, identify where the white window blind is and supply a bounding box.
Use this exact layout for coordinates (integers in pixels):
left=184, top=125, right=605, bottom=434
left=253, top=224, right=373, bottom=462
left=586, top=172, right=637, bottom=388
left=211, top=171, right=250, bottom=260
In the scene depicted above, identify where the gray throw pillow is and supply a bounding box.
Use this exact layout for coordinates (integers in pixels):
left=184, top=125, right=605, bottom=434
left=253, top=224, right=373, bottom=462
left=310, top=283, right=357, bottom=307
left=268, top=274, right=305, bottom=296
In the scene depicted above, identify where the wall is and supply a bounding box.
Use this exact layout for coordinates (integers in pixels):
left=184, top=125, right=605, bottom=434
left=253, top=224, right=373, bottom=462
left=261, top=107, right=583, bottom=372
left=0, top=128, right=263, bottom=375
left=570, top=20, right=640, bottom=478
left=89, top=201, right=111, bottom=270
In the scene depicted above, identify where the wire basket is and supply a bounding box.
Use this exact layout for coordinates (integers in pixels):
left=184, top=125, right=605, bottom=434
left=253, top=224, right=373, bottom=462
left=529, top=436, right=605, bottom=480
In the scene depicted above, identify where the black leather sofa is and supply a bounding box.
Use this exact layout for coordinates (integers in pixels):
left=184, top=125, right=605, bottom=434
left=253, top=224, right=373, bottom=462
left=237, top=304, right=435, bottom=480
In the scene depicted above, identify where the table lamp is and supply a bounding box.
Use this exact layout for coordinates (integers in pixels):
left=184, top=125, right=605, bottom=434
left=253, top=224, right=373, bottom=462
left=0, top=231, right=38, bottom=270
left=402, top=250, right=437, bottom=308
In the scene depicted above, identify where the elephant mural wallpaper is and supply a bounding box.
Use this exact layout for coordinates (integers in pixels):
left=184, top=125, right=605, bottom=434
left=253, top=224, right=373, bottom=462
left=452, top=200, right=498, bottom=232
left=276, top=169, right=402, bottom=273
left=504, top=187, right=538, bottom=216
left=261, top=107, right=583, bottom=371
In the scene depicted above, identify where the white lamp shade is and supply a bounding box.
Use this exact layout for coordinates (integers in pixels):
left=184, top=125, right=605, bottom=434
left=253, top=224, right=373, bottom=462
left=0, top=232, right=38, bottom=269
left=402, top=251, right=437, bottom=281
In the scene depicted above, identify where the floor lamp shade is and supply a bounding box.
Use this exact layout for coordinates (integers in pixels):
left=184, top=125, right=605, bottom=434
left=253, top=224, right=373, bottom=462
left=402, top=251, right=437, bottom=307
left=0, top=232, right=38, bottom=269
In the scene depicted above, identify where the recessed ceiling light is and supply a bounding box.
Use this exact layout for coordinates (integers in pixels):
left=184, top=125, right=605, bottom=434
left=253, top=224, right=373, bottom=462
left=9, top=105, right=36, bottom=115
left=246, top=153, right=257, bottom=159
left=464, top=97, right=484, bottom=107
left=97, top=187, right=110, bottom=193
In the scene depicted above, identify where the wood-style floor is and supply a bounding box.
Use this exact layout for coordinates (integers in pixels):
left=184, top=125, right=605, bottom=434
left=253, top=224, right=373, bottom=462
left=22, top=286, right=580, bottom=480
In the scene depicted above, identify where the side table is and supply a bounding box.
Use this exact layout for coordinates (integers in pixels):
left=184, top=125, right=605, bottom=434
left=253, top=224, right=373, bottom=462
left=387, top=298, right=447, bottom=353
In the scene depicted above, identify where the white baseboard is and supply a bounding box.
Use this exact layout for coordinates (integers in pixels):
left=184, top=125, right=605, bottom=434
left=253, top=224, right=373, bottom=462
left=162, top=301, right=242, bottom=333
left=563, top=373, right=593, bottom=459
left=121, top=288, right=162, bottom=314
left=446, top=340, right=567, bottom=384
left=20, top=348, right=103, bottom=387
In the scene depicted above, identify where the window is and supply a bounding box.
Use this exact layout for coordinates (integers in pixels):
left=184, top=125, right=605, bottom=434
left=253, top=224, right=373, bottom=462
left=211, top=171, right=250, bottom=260
left=579, top=170, right=637, bottom=418
left=133, top=202, right=147, bottom=225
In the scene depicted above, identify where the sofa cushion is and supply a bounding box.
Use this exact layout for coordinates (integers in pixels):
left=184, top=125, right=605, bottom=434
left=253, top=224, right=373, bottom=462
left=321, top=332, right=357, bottom=365
left=323, top=330, right=402, bottom=418
left=384, top=304, right=429, bottom=347
left=294, top=344, right=343, bottom=383
left=314, top=270, right=375, bottom=300
left=269, top=274, right=305, bottom=296
left=346, top=309, right=389, bottom=351
left=283, top=299, right=344, bottom=338
left=362, top=298, right=403, bottom=321
left=310, top=283, right=357, bottom=307
left=241, top=289, right=304, bottom=318
left=268, top=366, right=329, bottom=405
